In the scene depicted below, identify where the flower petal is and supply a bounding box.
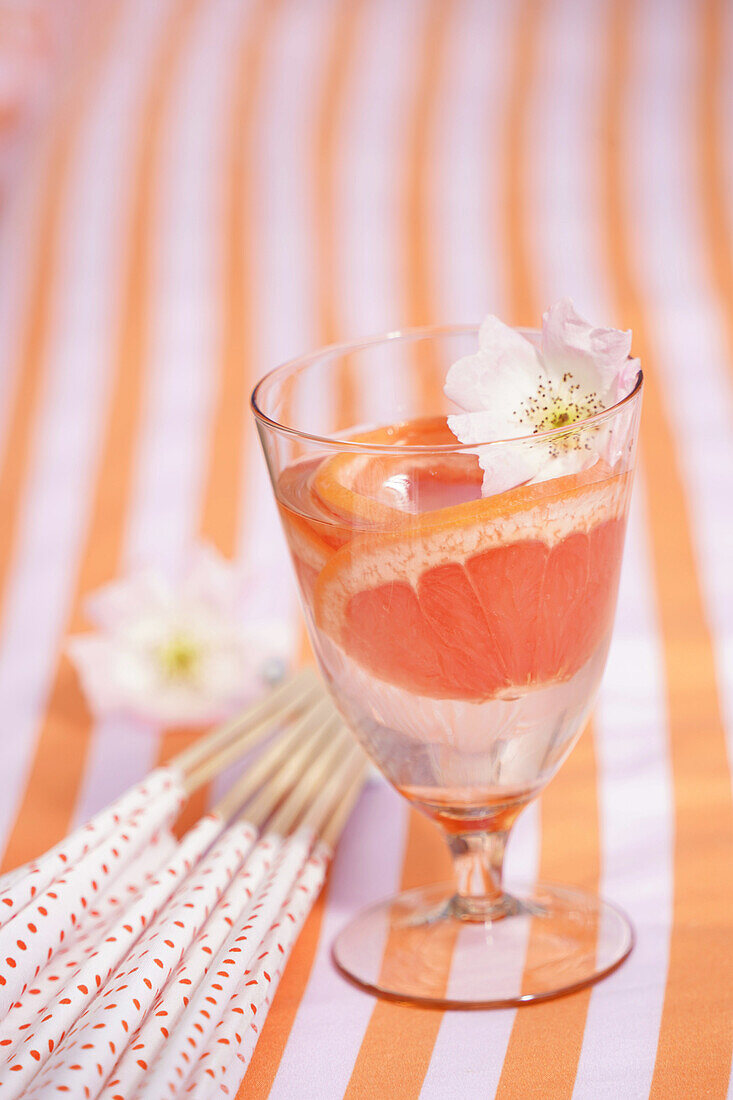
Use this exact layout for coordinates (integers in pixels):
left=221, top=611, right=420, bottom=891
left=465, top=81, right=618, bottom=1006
left=183, top=544, right=245, bottom=612
left=70, top=542, right=295, bottom=728
left=67, top=636, right=127, bottom=715
left=84, top=570, right=173, bottom=629
left=615, top=355, right=641, bottom=401
left=445, top=317, right=542, bottom=415
left=448, top=411, right=541, bottom=493
left=475, top=440, right=541, bottom=495
left=541, top=298, right=632, bottom=398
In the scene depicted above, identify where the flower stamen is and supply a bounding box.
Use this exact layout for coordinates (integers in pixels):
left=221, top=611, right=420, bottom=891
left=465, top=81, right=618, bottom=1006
left=157, top=633, right=201, bottom=682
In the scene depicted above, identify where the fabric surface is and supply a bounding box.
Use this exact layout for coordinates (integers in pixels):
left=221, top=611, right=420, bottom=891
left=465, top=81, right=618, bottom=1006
left=0, top=0, right=731, bottom=1097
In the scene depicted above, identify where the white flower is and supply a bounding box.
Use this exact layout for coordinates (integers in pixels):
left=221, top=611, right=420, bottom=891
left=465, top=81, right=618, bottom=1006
left=68, top=546, right=294, bottom=727
left=445, top=299, right=640, bottom=495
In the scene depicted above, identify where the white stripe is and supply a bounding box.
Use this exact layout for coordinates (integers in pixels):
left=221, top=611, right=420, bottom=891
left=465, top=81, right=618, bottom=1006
left=420, top=803, right=539, bottom=1099
left=528, top=0, right=676, bottom=1092
left=327, top=0, right=420, bottom=424
left=127, top=0, right=253, bottom=575
left=337, top=0, right=421, bottom=339
left=526, top=0, right=608, bottom=318
left=334, top=0, right=423, bottom=426
left=623, top=0, right=733, bottom=777
left=724, top=1, right=733, bottom=229
left=75, top=0, right=252, bottom=825
left=226, top=0, right=336, bottom=812
left=0, top=141, right=47, bottom=451
left=574, top=479, right=673, bottom=1099
left=269, top=779, right=408, bottom=1100
left=431, top=0, right=512, bottom=324
left=422, top=2, right=537, bottom=1090
left=0, top=0, right=174, bottom=854
left=239, top=0, right=332, bottom=611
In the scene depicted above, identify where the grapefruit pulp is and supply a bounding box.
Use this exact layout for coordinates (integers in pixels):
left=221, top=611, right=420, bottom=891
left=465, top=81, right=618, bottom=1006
left=278, top=418, right=629, bottom=702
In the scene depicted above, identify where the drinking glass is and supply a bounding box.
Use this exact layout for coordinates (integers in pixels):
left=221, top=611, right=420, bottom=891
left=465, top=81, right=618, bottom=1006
left=252, top=326, right=642, bottom=1006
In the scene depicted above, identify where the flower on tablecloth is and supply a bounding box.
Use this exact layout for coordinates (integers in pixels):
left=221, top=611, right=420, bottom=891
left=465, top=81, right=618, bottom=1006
left=445, top=298, right=640, bottom=495
left=68, top=545, right=293, bottom=727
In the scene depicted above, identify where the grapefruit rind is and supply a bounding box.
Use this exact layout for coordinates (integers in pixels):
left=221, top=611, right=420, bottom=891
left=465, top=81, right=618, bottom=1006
left=310, top=416, right=478, bottom=526
left=315, top=471, right=628, bottom=633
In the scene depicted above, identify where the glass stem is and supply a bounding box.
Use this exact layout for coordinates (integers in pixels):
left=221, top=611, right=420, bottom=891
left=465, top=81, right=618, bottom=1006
left=446, top=829, right=516, bottom=921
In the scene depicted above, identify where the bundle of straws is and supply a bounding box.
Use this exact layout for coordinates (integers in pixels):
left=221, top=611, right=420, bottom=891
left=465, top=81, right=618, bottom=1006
left=0, top=668, right=364, bottom=1098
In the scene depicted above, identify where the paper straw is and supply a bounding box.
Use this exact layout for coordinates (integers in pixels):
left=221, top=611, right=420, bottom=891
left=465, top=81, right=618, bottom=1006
left=0, top=672, right=321, bottom=931
left=210, top=696, right=334, bottom=823
left=186, top=844, right=330, bottom=1100
left=0, top=783, right=183, bottom=1020
left=301, top=744, right=367, bottom=845
left=0, top=768, right=181, bottom=931
left=100, top=834, right=282, bottom=1100
left=1, top=813, right=229, bottom=1099
left=0, top=673, right=355, bottom=1099
left=134, top=829, right=315, bottom=1099
left=0, top=831, right=177, bottom=1046
left=177, top=667, right=320, bottom=780
left=0, top=672, right=321, bottom=933
left=184, top=753, right=366, bottom=1099
left=91, top=828, right=180, bottom=919
left=241, top=708, right=339, bottom=827
left=264, top=724, right=352, bottom=836
left=20, top=811, right=243, bottom=1100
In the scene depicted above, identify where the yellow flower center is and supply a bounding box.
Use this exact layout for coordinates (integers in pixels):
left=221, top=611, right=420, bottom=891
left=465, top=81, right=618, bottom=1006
left=513, top=373, right=605, bottom=453
left=158, top=634, right=200, bottom=681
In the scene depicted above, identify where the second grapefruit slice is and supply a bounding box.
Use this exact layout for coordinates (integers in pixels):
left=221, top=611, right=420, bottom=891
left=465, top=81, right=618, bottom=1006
left=314, top=469, right=628, bottom=702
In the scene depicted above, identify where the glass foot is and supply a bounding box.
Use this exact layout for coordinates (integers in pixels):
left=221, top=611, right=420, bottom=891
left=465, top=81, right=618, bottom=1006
left=333, top=881, right=634, bottom=1008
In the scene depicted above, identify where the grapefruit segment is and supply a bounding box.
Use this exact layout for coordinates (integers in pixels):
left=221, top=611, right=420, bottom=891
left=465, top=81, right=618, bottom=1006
left=314, top=470, right=628, bottom=701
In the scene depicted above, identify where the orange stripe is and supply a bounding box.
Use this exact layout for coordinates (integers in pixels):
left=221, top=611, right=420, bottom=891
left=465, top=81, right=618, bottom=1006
left=1, top=0, right=205, bottom=873
left=495, top=0, right=603, bottom=1092
left=495, top=726, right=600, bottom=1098
left=405, top=0, right=454, bottom=410
left=314, top=0, right=366, bottom=430
left=290, top=0, right=368, bottom=660
left=156, top=0, right=283, bottom=830
left=0, top=1, right=122, bottom=740
left=239, top=879, right=327, bottom=1097
left=602, top=2, right=733, bottom=1095
left=501, top=0, right=542, bottom=329
left=344, top=811, right=452, bottom=1100
left=698, top=0, right=733, bottom=378
left=344, top=3, right=456, bottom=1096
left=239, top=5, right=370, bottom=1095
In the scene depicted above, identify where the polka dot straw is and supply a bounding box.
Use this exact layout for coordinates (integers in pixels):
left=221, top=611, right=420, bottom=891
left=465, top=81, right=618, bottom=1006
left=100, top=833, right=282, bottom=1100
left=187, top=843, right=331, bottom=1100
left=19, top=814, right=247, bottom=1099
left=0, top=674, right=361, bottom=1098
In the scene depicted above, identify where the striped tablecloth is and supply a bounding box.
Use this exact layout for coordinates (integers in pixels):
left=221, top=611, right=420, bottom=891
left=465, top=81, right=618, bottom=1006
left=0, top=1, right=731, bottom=1096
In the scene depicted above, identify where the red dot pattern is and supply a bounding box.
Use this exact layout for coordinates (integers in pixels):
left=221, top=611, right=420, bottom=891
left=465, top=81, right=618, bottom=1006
left=0, top=803, right=329, bottom=1100
left=99, top=827, right=271, bottom=1100
left=186, top=843, right=330, bottom=1098
left=0, top=784, right=182, bottom=1028
left=142, top=830, right=316, bottom=1098
left=0, top=771, right=179, bottom=936
left=0, top=778, right=184, bottom=1099
left=0, top=827, right=177, bottom=1064
left=20, top=815, right=237, bottom=1099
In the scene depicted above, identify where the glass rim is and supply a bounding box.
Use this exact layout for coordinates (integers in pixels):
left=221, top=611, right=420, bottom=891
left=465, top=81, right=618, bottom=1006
left=250, top=323, right=644, bottom=454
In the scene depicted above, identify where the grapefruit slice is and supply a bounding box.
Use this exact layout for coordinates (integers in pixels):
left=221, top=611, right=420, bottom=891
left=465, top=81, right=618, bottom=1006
left=313, top=469, right=629, bottom=702
left=311, top=417, right=483, bottom=526
left=276, top=460, right=337, bottom=599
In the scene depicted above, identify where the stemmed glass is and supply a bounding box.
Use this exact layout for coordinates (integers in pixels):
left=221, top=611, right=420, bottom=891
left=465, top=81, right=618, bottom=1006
left=252, top=326, right=642, bottom=1007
